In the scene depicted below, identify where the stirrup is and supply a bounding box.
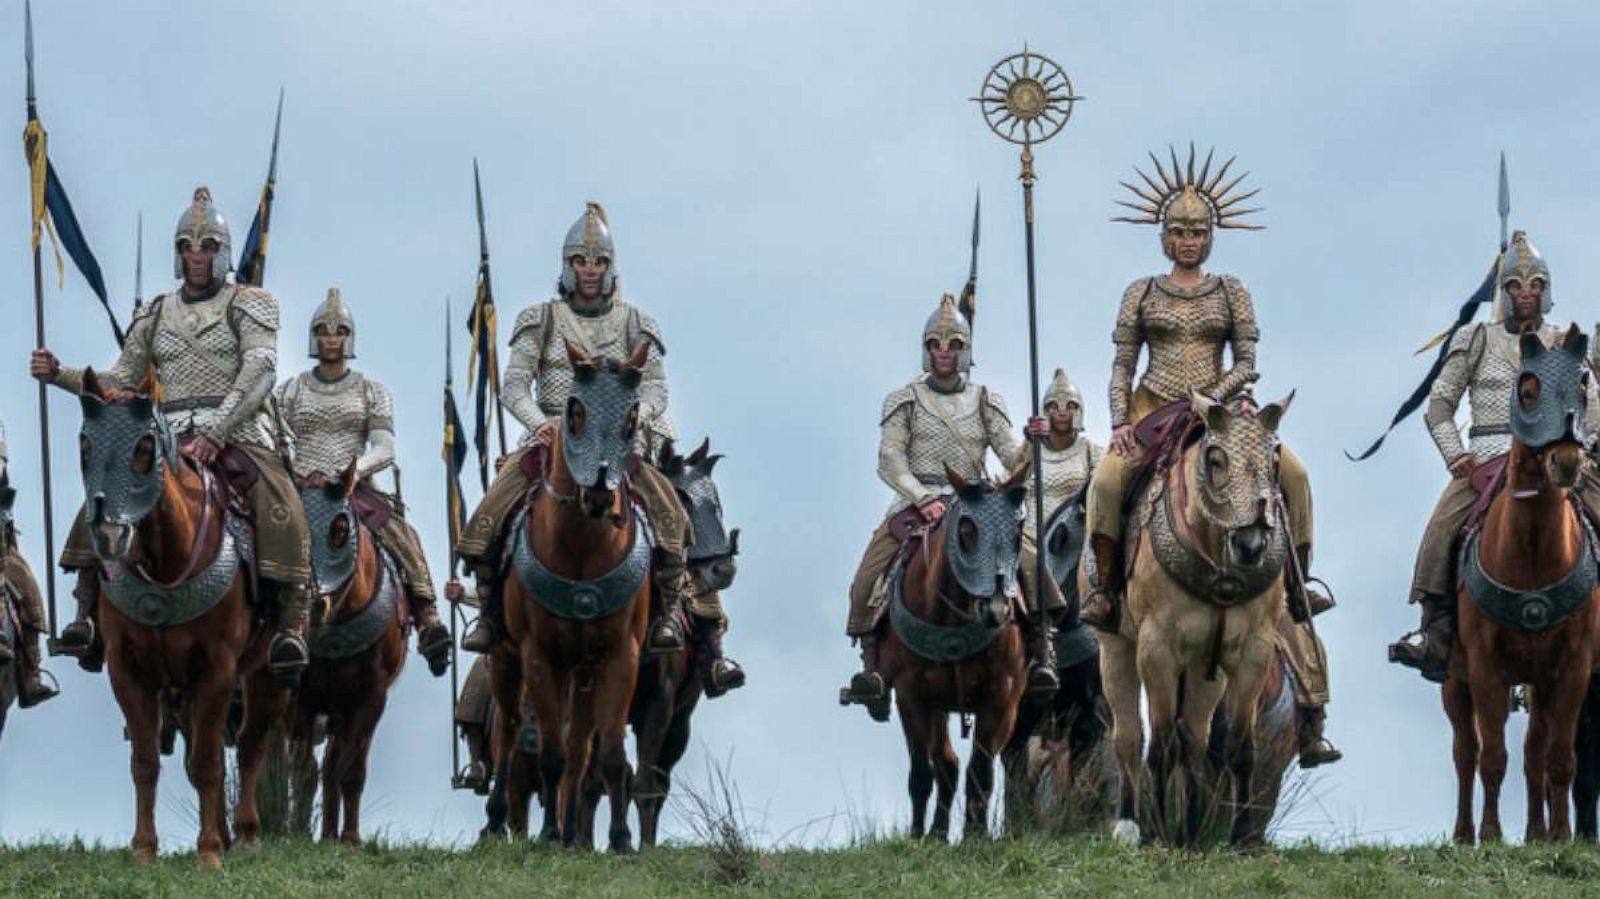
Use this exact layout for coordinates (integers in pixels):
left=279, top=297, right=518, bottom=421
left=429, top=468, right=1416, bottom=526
left=1298, top=737, right=1343, bottom=769
left=268, top=633, right=309, bottom=687
left=51, top=620, right=97, bottom=658
left=703, top=659, right=746, bottom=699
left=459, top=618, right=497, bottom=654
left=454, top=761, right=488, bottom=794
left=647, top=615, right=686, bottom=654
left=1387, top=635, right=1448, bottom=684
left=18, top=671, right=60, bottom=709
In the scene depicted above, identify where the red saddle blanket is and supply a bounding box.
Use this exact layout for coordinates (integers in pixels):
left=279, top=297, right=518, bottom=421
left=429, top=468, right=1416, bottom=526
left=1464, top=454, right=1510, bottom=533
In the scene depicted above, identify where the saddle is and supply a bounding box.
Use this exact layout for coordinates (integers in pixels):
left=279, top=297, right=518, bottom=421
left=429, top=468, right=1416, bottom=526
left=1118, top=399, right=1204, bottom=580
left=1463, top=454, right=1510, bottom=533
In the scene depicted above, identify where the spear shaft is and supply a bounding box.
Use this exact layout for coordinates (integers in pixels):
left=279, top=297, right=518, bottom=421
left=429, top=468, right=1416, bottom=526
left=24, top=0, right=58, bottom=638
left=1020, top=145, right=1048, bottom=643
left=444, top=297, right=462, bottom=786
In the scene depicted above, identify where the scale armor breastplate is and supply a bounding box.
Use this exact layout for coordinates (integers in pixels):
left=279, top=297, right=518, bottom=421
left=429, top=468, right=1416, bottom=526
left=1136, top=278, right=1238, bottom=403
left=1465, top=323, right=1562, bottom=461
left=883, top=383, right=1007, bottom=516
left=280, top=371, right=383, bottom=479
left=1025, top=438, right=1098, bottom=539
left=532, top=301, right=674, bottom=451
left=150, top=291, right=273, bottom=448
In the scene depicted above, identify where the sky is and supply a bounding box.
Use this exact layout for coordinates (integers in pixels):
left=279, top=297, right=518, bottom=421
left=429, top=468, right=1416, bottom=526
left=4, top=0, right=1600, bottom=851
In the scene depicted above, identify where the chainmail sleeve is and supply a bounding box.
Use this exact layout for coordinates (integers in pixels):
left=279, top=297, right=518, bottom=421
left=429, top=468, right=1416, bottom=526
left=1423, top=325, right=1479, bottom=464
left=1109, top=279, right=1149, bottom=427
left=630, top=310, right=671, bottom=431
left=356, top=379, right=397, bottom=479
left=1209, top=276, right=1260, bottom=403
left=55, top=299, right=160, bottom=396
left=879, top=388, right=935, bottom=507
left=207, top=291, right=278, bottom=444
left=502, top=304, right=549, bottom=436
left=982, top=388, right=1025, bottom=473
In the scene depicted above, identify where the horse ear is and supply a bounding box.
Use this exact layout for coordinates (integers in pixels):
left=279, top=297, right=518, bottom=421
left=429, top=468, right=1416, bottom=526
left=81, top=367, right=104, bottom=401
left=1564, top=324, right=1589, bottom=360
left=702, top=453, right=723, bottom=475
left=944, top=463, right=970, bottom=494
left=1002, top=455, right=1032, bottom=492
left=624, top=340, right=651, bottom=371
left=687, top=438, right=710, bottom=467
left=79, top=391, right=105, bottom=419
left=1522, top=331, right=1547, bottom=361
left=127, top=395, right=154, bottom=422
left=1257, top=390, right=1295, bottom=433
left=657, top=438, right=680, bottom=472
left=728, top=527, right=740, bottom=555
left=1191, top=390, right=1227, bottom=433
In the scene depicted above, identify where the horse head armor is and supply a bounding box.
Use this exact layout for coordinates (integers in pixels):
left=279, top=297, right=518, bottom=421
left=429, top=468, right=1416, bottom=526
left=1512, top=327, right=1589, bottom=450
left=561, top=340, right=648, bottom=494
left=943, top=464, right=1027, bottom=602
left=77, top=373, right=180, bottom=561
left=660, top=437, right=740, bottom=593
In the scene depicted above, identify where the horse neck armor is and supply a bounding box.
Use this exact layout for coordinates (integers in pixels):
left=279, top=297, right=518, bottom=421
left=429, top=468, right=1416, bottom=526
left=1145, top=469, right=1289, bottom=608
left=101, top=513, right=252, bottom=628
left=1462, top=514, right=1599, bottom=634
left=309, top=553, right=400, bottom=659
left=887, top=561, right=1006, bottom=662
left=510, top=504, right=655, bottom=621
left=281, top=371, right=380, bottom=480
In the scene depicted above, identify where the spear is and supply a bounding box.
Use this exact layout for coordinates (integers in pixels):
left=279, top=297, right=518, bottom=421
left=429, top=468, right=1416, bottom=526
left=957, top=187, right=980, bottom=338
left=22, top=0, right=57, bottom=639
left=973, top=47, right=1082, bottom=665
left=443, top=297, right=464, bottom=787
left=1498, top=152, right=1510, bottom=253
left=132, top=212, right=142, bottom=314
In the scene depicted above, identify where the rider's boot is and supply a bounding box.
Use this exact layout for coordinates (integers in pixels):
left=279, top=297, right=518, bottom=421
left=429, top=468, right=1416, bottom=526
left=1387, top=594, right=1453, bottom=684
left=459, top=576, right=502, bottom=654
left=646, top=548, right=691, bottom=654
left=690, top=614, right=745, bottom=699
left=1021, top=614, right=1060, bottom=698
left=1288, top=543, right=1335, bottom=622
left=411, top=598, right=451, bottom=677
left=1296, top=705, right=1343, bottom=768
left=839, top=634, right=891, bottom=722
left=267, top=584, right=311, bottom=688
left=1080, top=534, right=1122, bottom=632
left=17, top=631, right=59, bottom=708
left=55, top=569, right=103, bottom=672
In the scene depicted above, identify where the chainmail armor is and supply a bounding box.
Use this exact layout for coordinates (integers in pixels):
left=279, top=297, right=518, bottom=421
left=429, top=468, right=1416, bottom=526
left=503, top=298, right=673, bottom=454
left=1109, top=275, right=1259, bottom=426
left=1025, top=437, right=1104, bottom=539
left=277, top=370, right=395, bottom=480
left=878, top=379, right=1022, bottom=516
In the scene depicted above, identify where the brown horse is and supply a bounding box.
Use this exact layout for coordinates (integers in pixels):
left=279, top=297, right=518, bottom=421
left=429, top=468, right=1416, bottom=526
left=0, top=474, right=20, bottom=743
left=1092, top=392, right=1296, bottom=848
left=876, top=463, right=1031, bottom=841
left=76, top=370, right=287, bottom=868
left=492, top=342, right=652, bottom=851
left=280, top=462, right=408, bottom=845
left=1445, top=328, right=1600, bottom=844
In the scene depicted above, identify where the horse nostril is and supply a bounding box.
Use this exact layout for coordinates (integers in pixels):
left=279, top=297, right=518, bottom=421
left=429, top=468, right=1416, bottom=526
left=1231, top=528, right=1266, bottom=565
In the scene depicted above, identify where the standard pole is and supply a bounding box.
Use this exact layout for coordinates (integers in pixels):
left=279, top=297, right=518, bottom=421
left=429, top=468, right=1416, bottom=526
left=1020, top=144, right=1049, bottom=645
left=31, top=242, right=58, bottom=640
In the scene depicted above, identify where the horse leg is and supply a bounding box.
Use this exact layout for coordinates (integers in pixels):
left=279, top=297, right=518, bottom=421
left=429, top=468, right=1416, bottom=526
left=233, top=673, right=289, bottom=851
left=1178, top=667, right=1226, bottom=848
left=593, top=667, right=637, bottom=855
left=1442, top=676, right=1478, bottom=844
left=929, top=713, right=960, bottom=842
left=1100, top=633, right=1145, bottom=844
left=1138, top=634, right=1181, bottom=844
left=485, top=659, right=521, bottom=838
left=288, top=713, right=318, bottom=840
left=1001, top=693, right=1047, bottom=836
left=1469, top=666, right=1512, bottom=844
left=184, top=674, right=236, bottom=869
left=1219, top=638, right=1273, bottom=850
left=106, top=665, right=161, bottom=864
left=1543, top=665, right=1592, bottom=842
left=631, top=677, right=673, bottom=850
left=321, top=730, right=344, bottom=842
left=1524, top=692, right=1551, bottom=842
left=523, top=651, right=569, bottom=846
left=965, top=696, right=1020, bottom=841
left=560, top=680, right=598, bottom=850
left=895, top=690, right=934, bottom=840
left=337, top=693, right=386, bottom=847
left=1574, top=673, right=1600, bottom=841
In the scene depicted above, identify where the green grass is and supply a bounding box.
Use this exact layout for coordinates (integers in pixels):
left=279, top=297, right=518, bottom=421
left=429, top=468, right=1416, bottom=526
left=7, top=838, right=1600, bottom=898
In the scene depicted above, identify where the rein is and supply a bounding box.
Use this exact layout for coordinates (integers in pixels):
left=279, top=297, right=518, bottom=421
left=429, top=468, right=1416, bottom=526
left=130, top=462, right=223, bottom=590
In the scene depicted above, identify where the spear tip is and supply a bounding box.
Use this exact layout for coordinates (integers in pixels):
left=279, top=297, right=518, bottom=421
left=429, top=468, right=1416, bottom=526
left=24, top=0, right=36, bottom=101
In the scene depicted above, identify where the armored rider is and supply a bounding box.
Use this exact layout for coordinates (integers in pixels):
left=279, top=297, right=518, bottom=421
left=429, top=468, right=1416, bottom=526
left=31, top=187, right=315, bottom=684
left=842, top=294, right=1063, bottom=719
left=452, top=202, right=743, bottom=697
left=1025, top=368, right=1105, bottom=554
left=0, top=422, right=59, bottom=707
left=276, top=288, right=452, bottom=675
left=1391, top=231, right=1600, bottom=681
left=1083, top=148, right=1340, bottom=766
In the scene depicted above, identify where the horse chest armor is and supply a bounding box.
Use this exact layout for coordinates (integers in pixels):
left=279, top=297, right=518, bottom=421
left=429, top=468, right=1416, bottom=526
left=283, top=373, right=374, bottom=479
left=886, top=564, right=1006, bottom=662
left=1461, top=521, right=1599, bottom=634
left=905, top=387, right=990, bottom=485
left=510, top=507, right=656, bottom=621
left=101, top=514, right=252, bottom=628
left=535, top=304, right=636, bottom=418
left=1145, top=482, right=1289, bottom=607
left=1465, top=325, right=1561, bottom=460
left=309, top=554, right=400, bottom=659
left=1137, top=282, right=1233, bottom=403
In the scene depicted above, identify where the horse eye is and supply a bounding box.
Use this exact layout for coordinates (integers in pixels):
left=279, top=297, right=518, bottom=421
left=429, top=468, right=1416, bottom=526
left=330, top=514, right=351, bottom=549
left=567, top=398, right=587, bottom=437
left=1519, top=373, right=1542, bottom=410
left=958, top=518, right=979, bottom=553
left=623, top=405, right=639, bottom=438
left=1206, top=446, right=1230, bottom=486
left=132, top=435, right=156, bottom=476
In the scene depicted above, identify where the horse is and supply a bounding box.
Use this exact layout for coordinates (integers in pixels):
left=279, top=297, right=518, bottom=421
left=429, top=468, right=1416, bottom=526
left=1091, top=391, right=1296, bottom=848
left=0, top=473, right=20, bottom=743
left=1445, top=327, right=1600, bottom=845
left=490, top=341, right=653, bottom=851
left=280, top=461, right=409, bottom=845
left=874, top=462, right=1031, bottom=841
left=74, top=369, right=287, bottom=868
left=608, top=436, right=740, bottom=848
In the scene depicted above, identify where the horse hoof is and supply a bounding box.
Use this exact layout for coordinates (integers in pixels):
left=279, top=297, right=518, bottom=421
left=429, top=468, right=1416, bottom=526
left=132, top=846, right=157, bottom=866
left=233, top=837, right=261, bottom=856
left=1112, top=819, right=1141, bottom=846
left=196, top=851, right=223, bottom=871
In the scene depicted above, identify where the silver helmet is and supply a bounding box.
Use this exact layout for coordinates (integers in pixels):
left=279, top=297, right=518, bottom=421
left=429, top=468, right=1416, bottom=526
left=558, top=202, right=617, bottom=298
left=1043, top=368, right=1083, bottom=428
left=172, top=186, right=233, bottom=282
left=921, top=293, right=973, bottom=374
left=1493, top=229, right=1554, bottom=321
left=307, top=287, right=357, bottom=358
